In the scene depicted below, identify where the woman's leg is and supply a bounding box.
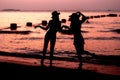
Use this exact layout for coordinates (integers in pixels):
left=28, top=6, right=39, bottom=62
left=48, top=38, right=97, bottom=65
left=41, top=35, right=49, bottom=66
left=74, top=44, right=84, bottom=69
left=50, top=37, right=56, bottom=67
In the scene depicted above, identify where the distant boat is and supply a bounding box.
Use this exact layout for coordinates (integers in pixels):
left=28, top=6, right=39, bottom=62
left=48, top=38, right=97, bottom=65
left=2, top=9, right=21, bottom=11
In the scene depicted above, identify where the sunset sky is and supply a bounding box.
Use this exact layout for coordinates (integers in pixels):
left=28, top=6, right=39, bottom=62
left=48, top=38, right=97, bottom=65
left=0, top=0, right=120, bottom=11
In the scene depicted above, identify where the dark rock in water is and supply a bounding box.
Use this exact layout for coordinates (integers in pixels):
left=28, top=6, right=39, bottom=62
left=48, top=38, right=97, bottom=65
left=10, top=23, right=17, bottom=30
left=94, top=15, right=101, bottom=18
left=107, top=14, right=117, bottom=17
left=100, top=15, right=106, bottom=17
left=41, top=20, right=47, bottom=26
left=111, top=29, right=120, bottom=33
left=86, top=16, right=89, bottom=19
left=87, top=16, right=94, bottom=19
left=26, top=22, right=32, bottom=26
left=86, top=20, right=90, bottom=23
left=61, top=19, right=66, bottom=23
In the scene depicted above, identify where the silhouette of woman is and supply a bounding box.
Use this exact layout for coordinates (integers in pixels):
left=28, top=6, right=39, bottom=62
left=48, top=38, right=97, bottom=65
left=40, top=11, right=61, bottom=67
left=69, top=11, right=87, bottom=69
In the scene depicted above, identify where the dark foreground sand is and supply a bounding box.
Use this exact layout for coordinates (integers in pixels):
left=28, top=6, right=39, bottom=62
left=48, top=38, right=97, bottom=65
left=0, top=51, right=120, bottom=80
left=0, top=61, right=120, bottom=80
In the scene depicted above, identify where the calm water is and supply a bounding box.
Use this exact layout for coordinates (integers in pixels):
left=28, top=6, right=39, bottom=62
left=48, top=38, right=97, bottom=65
left=0, top=11, right=120, bottom=57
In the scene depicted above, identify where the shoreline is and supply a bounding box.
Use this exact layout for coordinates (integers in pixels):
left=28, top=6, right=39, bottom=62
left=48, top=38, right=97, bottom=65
left=0, top=51, right=120, bottom=66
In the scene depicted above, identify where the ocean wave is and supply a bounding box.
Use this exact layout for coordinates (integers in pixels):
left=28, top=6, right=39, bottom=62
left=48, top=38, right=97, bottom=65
left=17, top=37, right=43, bottom=40
left=112, top=22, right=120, bottom=24
left=85, top=37, right=120, bottom=40
left=15, top=36, right=120, bottom=41
left=83, top=26, right=95, bottom=28
left=98, top=29, right=120, bottom=33
left=58, top=37, right=120, bottom=40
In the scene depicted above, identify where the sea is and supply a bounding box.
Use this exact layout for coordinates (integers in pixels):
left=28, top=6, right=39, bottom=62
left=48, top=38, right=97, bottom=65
left=0, top=10, right=120, bottom=58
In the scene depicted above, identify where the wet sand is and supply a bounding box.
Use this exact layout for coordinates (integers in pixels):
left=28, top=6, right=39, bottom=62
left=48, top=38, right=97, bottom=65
left=0, top=54, right=120, bottom=80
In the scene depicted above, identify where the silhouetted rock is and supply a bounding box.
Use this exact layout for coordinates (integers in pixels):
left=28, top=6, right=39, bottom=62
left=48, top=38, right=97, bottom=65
left=107, top=14, right=117, bottom=17
left=26, top=22, right=32, bottom=26
left=61, top=19, right=66, bottom=23
left=111, top=29, right=120, bottom=33
left=41, top=20, right=47, bottom=26
left=10, top=23, right=17, bottom=30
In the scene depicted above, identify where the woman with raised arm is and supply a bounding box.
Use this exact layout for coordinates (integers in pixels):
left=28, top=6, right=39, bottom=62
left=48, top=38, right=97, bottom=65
left=69, top=11, right=87, bottom=69
left=40, top=11, right=61, bottom=67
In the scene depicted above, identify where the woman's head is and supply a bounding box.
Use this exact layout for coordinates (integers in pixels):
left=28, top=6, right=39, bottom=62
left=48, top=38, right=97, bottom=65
left=51, top=11, right=60, bottom=18
left=52, top=11, right=60, bottom=16
left=69, top=12, right=80, bottom=21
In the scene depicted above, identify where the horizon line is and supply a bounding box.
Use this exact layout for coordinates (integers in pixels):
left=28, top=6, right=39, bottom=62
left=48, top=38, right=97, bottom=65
left=1, top=9, right=120, bottom=12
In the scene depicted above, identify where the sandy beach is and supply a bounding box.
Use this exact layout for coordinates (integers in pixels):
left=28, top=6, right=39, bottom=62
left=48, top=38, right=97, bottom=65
left=0, top=52, right=120, bottom=80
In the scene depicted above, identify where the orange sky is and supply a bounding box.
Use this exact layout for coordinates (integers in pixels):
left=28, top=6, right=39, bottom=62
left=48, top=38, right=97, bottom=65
left=0, top=0, right=120, bottom=11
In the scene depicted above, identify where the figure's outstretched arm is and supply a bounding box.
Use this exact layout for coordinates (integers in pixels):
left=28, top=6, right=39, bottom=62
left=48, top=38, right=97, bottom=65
left=37, top=21, right=50, bottom=30
left=34, top=25, right=49, bottom=30
left=39, top=26, right=48, bottom=30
